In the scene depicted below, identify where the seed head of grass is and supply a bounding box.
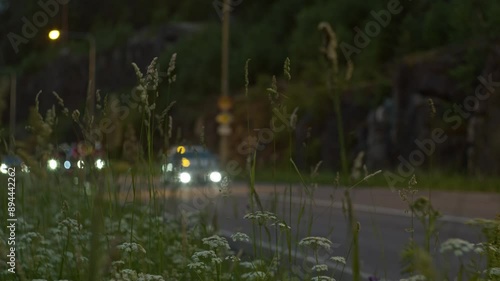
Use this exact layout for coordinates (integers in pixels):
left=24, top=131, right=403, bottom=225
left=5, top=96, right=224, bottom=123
left=167, top=53, right=177, bottom=84
left=283, top=57, right=291, bottom=81
left=245, top=59, right=251, bottom=96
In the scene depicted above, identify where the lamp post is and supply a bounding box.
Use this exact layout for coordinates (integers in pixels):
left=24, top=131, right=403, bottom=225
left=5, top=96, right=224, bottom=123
left=48, top=29, right=96, bottom=117
left=218, top=0, right=231, bottom=165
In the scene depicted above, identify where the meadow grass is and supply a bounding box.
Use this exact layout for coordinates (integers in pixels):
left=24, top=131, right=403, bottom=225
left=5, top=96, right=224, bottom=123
left=0, top=57, right=498, bottom=281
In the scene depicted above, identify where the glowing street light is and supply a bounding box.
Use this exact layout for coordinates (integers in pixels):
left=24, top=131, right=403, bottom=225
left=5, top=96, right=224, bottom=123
left=48, top=29, right=60, bottom=40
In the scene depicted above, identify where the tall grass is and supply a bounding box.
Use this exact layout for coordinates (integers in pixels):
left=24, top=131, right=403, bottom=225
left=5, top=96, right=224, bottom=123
left=0, top=56, right=498, bottom=281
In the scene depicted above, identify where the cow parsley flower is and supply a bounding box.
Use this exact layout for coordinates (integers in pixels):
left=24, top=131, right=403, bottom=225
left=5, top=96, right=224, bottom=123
left=191, top=250, right=222, bottom=265
left=439, top=238, right=474, bottom=257
left=241, top=271, right=267, bottom=280
left=299, top=236, right=333, bottom=250
left=244, top=211, right=278, bottom=225
left=202, top=235, right=230, bottom=250
left=312, top=264, right=329, bottom=272
left=400, top=274, right=426, bottom=281
left=117, top=242, right=147, bottom=254
left=330, top=256, right=346, bottom=265
left=311, top=276, right=336, bottom=281
left=231, top=232, right=250, bottom=242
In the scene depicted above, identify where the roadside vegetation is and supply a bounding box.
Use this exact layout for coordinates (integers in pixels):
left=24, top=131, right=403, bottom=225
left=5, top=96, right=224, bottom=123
left=0, top=57, right=499, bottom=281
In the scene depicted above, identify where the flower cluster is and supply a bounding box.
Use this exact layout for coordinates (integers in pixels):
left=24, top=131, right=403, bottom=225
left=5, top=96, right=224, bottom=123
left=299, top=236, right=334, bottom=251
left=231, top=232, right=250, bottom=242
left=117, top=242, right=147, bottom=255
left=439, top=238, right=474, bottom=257
left=202, top=235, right=230, bottom=250
left=244, top=211, right=278, bottom=225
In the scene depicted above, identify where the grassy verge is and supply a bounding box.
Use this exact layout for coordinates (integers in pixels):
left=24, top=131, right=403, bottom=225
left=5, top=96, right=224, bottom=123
left=246, top=167, right=500, bottom=192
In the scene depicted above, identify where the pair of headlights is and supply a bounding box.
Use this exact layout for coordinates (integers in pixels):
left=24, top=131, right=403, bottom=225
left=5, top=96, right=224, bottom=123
left=47, top=158, right=105, bottom=170
left=0, top=163, right=30, bottom=174
left=178, top=171, right=222, bottom=184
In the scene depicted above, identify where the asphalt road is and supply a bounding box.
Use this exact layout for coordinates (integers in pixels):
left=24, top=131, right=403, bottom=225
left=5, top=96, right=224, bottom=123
left=117, top=179, right=500, bottom=280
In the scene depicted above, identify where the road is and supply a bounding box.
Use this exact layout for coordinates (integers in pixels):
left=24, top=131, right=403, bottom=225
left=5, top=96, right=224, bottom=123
left=117, top=179, right=500, bottom=280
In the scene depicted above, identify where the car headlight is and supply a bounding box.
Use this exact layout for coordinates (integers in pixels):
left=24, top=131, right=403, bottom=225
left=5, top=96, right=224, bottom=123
left=47, top=159, right=59, bottom=170
left=77, top=160, right=85, bottom=169
left=21, top=163, right=30, bottom=173
left=179, top=172, right=191, bottom=184
left=209, top=171, right=222, bottom=183
left=0, top=163, right=7, bottom=174
left=95, top=159, right=105, bottom=170
left=64, top=161, right=71, bottom=170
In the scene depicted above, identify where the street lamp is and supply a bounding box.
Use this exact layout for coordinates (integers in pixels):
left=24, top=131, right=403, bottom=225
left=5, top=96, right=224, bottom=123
left=48, top=29, right=96, bottom=117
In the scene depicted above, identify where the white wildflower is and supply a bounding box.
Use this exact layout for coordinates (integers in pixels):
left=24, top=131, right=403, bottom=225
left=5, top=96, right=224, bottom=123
left=187, top=261, right=210, bottom=274
left=241, top=271, right=267, bottom=280
left=231, top=232, right=250, bottom=242
left=271, top=221, right=291, bottom=230
left=330, top=256, right=346, bottom=265
left=244, top=211, right=278, bottom=225
left=117, top=242, right=147, bottom=254
left=299, top=236, right=333, bottom=250
left=400, top=274, right=426, bottom=281
left=312, top=264, right=329, bottom=272
left=439, top=238, right=474, bottom=257
left=191, top=250, right=222, bottom=265
left=202, top=235, right=230, bottom=250
left=488, top=267, right=500, bottom=276
left=311, top=276, right=336, bottom=281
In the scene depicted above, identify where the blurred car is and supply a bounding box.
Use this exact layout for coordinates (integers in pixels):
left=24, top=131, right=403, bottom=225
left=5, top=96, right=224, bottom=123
left=161, top=145, right=223, bottom=186
left=45, top=142, right=107, bottom=173
left=0, top=154, right=29, bottom=174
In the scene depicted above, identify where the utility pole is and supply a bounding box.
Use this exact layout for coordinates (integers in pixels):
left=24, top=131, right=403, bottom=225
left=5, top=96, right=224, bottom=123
left=218, top=0, right=231, bottom=165
left=9, top=72, right=16, bottom=152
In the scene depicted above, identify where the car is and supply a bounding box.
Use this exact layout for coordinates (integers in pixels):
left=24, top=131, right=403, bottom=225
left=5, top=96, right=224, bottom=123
left=161, top=145, right=223, bottom=186
left=46, top=142, right=107, bottom=174
left=0, top=154, right=30, bottom=174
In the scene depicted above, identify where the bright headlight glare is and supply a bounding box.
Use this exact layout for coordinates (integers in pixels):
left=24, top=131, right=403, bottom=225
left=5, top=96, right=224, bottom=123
left=0, top=163, right=7, bottom=174
left=95, top=159, right=105, bottom=169
left=179, top=172, right=191, bottom=184
left=209, top=171, right=222, bottom=183
left=48, top=159, right=58, bottom=170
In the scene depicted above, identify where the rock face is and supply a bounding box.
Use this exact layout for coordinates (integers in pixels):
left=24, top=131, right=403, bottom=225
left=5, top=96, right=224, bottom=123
left=295, top=43, right=500, bottom=176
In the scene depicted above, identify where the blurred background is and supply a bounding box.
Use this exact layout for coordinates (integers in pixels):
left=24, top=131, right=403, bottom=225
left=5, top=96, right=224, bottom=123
left=1, top=0, right=500, bottom=180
